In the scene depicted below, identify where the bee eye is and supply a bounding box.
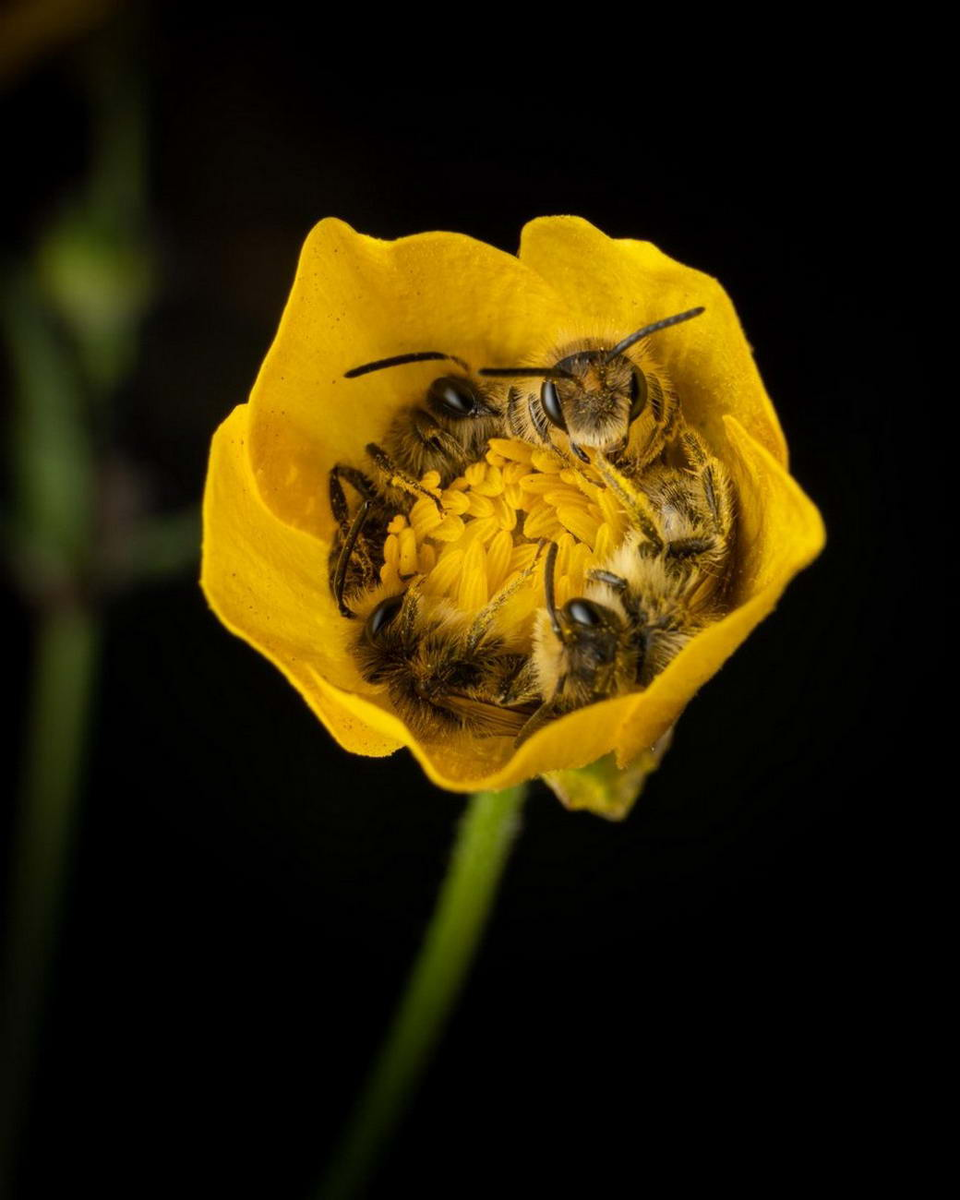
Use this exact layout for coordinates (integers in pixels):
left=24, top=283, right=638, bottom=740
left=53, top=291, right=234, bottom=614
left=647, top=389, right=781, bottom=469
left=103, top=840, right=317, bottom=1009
left=428, top=376, right=479, bottom=417
left=540, top=379, right=568, bottom=432
left=565, top=599, right=604, bottom=627
left=628, top=369, right=647, bottom=422
left=367, top=594, right=404, bottom=638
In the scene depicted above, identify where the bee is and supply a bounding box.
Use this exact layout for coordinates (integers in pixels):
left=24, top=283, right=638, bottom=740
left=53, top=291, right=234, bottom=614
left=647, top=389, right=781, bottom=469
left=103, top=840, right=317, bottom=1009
left=330, top=350, right=507, bottom=616
left=352, top=565, right=542, bottom=740
left=511, top=428, right=736, bottom=744
left=477, top=307, right=704, bottom=474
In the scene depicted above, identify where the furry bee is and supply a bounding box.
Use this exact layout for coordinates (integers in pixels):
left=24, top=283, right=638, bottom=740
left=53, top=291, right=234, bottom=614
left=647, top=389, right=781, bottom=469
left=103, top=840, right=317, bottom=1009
left=598, top=427, right=737, bottom=607
left=510, top=428, right=736, bottom=744
left=478, top=307, right=704, bottom=475
left=352, top=568, right=541, bottom=740
left=331, top=350, right=507, bottom=616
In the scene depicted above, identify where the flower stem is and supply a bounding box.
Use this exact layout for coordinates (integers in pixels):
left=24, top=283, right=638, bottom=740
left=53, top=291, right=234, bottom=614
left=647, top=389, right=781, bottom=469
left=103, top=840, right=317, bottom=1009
left=319, top=783, right=528, bottom=1199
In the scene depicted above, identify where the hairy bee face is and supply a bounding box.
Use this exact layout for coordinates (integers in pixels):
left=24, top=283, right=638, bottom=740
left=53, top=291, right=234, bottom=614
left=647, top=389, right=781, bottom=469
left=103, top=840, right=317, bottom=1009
left=533, top=596, right=637, bottom=713
left=560, top=598, right=624, bottom=670
left=540, top=351, right=646, bottom=452
left=380, top=376, right=504, bottom=486
left=354, top=591, right=530, bottom=739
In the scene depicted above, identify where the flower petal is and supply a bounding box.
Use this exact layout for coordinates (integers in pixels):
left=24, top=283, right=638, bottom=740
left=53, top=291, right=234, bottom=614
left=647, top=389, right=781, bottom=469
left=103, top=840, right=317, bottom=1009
left=201, top=403, right=402, bottom=758
left=518, top=216, right=788, bottom=466
left=247, top=218, right=571, bottom=539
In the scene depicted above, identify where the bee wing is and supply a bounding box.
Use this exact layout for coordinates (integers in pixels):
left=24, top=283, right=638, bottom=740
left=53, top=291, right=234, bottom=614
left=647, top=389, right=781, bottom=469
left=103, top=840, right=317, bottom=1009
left=444, top=694, right=537, bottom=737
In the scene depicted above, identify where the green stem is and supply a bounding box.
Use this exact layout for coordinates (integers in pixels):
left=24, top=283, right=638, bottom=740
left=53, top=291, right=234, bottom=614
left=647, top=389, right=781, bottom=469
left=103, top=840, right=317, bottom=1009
left=0, top=604, right=100, bottom=1188
left=319, top=784, right=528, bottom=1200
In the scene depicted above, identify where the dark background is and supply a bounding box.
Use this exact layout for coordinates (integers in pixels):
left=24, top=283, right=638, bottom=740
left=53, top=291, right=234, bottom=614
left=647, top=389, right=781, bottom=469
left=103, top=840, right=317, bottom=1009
left=3, top=8, right=920, bottom=1197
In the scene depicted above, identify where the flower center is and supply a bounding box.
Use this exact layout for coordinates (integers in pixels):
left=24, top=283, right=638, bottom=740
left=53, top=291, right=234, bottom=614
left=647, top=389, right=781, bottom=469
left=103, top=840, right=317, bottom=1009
left=377, top=438, right=629, bottom=627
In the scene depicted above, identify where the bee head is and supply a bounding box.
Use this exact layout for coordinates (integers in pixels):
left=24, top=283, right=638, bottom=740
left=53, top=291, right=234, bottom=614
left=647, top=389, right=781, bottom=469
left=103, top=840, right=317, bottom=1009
left=558, top=597, right=624, bottom=668
left=478, top=307, right=703, bottom=460
left=540, top=351, right=645, bottom=452
left=354, top=591, right=413, bottom=684
left=425, top=375, right=500, bottom=422
left=540, top=541, right=625, bottom=680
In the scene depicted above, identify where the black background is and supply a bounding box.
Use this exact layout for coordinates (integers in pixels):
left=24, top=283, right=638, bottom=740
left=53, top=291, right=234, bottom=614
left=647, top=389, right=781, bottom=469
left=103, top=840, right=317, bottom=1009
left=4, top=8, right=922, bottom=1197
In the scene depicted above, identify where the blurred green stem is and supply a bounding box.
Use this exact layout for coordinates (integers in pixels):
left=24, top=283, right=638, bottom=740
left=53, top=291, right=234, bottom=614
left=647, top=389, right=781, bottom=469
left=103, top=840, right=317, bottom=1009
left=319, top=784, right=527, bottom=1200
left=1, top=603, right=99, bottom=1184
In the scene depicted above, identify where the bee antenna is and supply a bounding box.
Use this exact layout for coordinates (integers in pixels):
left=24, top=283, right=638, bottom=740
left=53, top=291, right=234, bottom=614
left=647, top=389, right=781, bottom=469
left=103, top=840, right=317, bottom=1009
left=478, top=366, right=576, bottom=381
left=344, top=351, right=469, bottom=379
left=603, top=307, right=705, bottom=364
left=542, top=541, right=562, bottom=637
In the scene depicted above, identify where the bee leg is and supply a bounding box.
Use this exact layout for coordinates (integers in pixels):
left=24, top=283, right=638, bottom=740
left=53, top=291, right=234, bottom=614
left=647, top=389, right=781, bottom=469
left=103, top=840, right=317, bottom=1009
left=331, top=463, right=379, bottom=503
left=497, top=657, right=540, bottom=706
left=463, top=546, right=546, bottom=655
left=505, top=386, right=527, bottom=440
left=588, top=568, right=629, bottom=592
left=329, top=471, right=352, bottom=534
left=586, top=568, right=648, bottom=625
left=595, top=455, right=666, bottom=555
left=366, top=443, right=444, bottom=512
left=664, top=536, right=718, bottom=561
left=514, top=699, right=562, bottom=747
left=397, top=578, right=424, bottom=641
left=677, top=429, right=735, bottom=543
left=332, top=497, right=374, bottom=619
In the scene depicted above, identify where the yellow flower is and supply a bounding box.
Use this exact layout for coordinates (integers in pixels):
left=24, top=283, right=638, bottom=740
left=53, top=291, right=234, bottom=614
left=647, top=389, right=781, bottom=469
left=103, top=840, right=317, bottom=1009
left=201, top=216, right=824, bottom=805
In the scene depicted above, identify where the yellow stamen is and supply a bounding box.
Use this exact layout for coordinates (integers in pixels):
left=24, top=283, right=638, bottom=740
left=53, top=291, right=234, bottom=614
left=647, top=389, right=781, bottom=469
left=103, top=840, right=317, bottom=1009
left=458, top=539, right=488, bottom=610
left=472, top=466, right=504, bottom=496
left=380, top=561, right=402, bottom=589
left=519, top=473, right=558, bottom=495
left=556, top=506, right=600, bottom=547
left=431, top=514, right=467, bottom=542
left=410, top=496, right=444, bottom=537
left=531, top=447, right=565, bottom=473
left=463, top=461, right=487, bottom=488
left=398, top=526, right=419, bottom=575
left=466, top=492, right=495, bottom=518
left=504, top=483, right=526, bottom=510
left=490, top=496, right=517, bottom=531
left=523, top=503, right=562, bottom=540
left=488, top=438, right=533, bottom=463
left=364, top=440, right=632, bottom=623
left=424, top=548, right=464, bottom=596
left=441, top=489, right=470, bottom=515
left=486, top=530, right=513, bottom=593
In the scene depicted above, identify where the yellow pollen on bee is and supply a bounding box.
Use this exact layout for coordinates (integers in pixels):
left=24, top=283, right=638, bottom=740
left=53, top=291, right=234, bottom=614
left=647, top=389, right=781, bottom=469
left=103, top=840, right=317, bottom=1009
left=372, top=438, right=631, bottom=615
